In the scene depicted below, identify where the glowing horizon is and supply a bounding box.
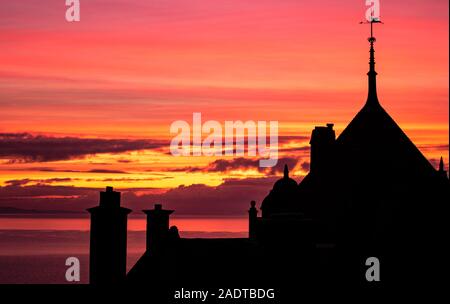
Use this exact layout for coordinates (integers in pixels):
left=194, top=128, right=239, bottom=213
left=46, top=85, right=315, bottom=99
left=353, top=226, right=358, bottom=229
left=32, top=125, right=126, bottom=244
left=0, top=0, right=448, bottom=214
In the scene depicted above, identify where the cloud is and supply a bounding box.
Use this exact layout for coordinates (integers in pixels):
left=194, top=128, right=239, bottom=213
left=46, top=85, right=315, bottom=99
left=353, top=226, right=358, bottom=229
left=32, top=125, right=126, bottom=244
left=0, top=185, right=98, bottom=213
left=87, top=169, right=129, bottom=174
left=84, top=177, right=172, bottom=182
left=0, top=176, right=294, bottom=216
left=8, top=167, right=129, bottom=174
left=207, top=156, right=299, bottom=175
left=122, top=177, right=282, bottom=215
left=278, top=146, right=310, bottom=153
left=173, top=156, right=302, bottom=175
left=5, top=178, right=74, bottom=187
left=0, top=133, right=166, bottom=163
left=206, top=158, right=260, bottom=172
left=163, top=135, right=309, bottom=157
left=116, top=159, right=134, bottom=163
left=301, top=162, right=310, bottom=171
left=417, top=144, right=449, bottom=152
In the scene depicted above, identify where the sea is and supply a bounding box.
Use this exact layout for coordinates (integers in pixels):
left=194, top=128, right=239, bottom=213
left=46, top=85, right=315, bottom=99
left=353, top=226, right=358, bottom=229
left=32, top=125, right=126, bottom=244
left=0, top=215, right=247, bottom=284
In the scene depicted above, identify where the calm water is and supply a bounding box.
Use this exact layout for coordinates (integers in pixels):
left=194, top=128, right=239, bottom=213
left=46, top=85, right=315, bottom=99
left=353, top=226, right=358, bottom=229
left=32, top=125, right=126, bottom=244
left=0, top=216, right=248, bottom=232
left=0, top=216, right=247, bottom=284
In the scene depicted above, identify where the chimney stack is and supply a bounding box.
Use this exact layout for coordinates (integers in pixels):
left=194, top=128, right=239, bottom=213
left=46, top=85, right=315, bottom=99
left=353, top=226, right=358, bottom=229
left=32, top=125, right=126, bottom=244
left=143, top=204, right=174, bottom=256
left=87, top=187, right=131, bottom=285
left=310, top=123, right=336, bottom=176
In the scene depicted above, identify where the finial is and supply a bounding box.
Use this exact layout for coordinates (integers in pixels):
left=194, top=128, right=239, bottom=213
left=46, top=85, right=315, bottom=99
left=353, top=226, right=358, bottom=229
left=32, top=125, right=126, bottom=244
left=250, top=200, right=256, bottom=208
left=439, top=157, right=445, bottom=172
left=360, top=19, right=383, bottom=107
left=437, top=157, right=448, bottom=179
left=284, top=164, right=289, bottom=178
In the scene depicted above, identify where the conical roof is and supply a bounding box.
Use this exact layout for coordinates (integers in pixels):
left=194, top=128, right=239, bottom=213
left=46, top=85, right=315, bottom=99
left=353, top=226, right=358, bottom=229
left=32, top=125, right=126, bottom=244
left=335, top=96, right=438, bottom=188
left=333, top=30, right=440, bottom=194
left=265, top=25, right=447, bottom=220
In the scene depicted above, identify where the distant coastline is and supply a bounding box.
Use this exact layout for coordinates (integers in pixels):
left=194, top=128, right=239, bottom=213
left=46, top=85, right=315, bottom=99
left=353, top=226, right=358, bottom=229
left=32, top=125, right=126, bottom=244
left=0, top=206, right=83, bottom=216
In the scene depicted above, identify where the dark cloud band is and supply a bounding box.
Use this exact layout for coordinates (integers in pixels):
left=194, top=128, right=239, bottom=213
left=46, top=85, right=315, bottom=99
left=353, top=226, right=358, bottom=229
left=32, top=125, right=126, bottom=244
left=0, top=133, right=166, bottom=163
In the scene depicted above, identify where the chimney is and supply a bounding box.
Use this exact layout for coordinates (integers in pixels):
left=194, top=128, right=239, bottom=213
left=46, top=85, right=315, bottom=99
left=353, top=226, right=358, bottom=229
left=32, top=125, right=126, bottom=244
left=99, top=186, right=120, bottom=207
left=309, top=123, right=336, bottom=176
left=143, top=204, right=174, bottom=256
left=87, top=187, right=131, bottom=285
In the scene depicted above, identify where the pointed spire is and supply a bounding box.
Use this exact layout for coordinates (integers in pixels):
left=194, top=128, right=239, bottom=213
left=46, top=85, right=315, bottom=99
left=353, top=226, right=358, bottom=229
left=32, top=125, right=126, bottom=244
left=365, top=21, right=381, bottom=107
left=283, top=164, right=289, bottom=178
left=439, top=157, right=445, bottom=172
left=438, top=156, right=448, bottom=179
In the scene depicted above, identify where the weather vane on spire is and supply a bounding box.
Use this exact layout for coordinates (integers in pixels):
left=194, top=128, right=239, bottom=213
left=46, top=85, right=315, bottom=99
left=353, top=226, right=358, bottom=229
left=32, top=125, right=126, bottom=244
left=360, top=0, right=383, bottom=106
left=360, top=0, right=383, bottom=39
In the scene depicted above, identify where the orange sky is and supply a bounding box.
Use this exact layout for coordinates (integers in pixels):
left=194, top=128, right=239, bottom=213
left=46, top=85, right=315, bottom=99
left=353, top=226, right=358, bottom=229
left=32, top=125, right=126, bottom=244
left=0, top=0, right=448, bottom=214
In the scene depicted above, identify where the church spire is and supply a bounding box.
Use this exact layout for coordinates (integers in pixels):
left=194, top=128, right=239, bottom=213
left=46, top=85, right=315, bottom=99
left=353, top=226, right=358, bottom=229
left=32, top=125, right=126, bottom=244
left=365, top=20, right=382, bottom=107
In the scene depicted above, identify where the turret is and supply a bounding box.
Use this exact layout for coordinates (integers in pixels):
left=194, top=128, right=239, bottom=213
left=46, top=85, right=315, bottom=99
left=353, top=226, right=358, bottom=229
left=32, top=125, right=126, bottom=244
left=143, top=204, right=174, bottom=256
left=309, top=123, right=335, bottom=176
left=87, top=186, right=131, bottom=285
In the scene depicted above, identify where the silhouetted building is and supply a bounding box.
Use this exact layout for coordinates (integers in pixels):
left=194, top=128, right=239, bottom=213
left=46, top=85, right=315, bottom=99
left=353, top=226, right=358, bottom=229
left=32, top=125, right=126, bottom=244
left=126, top=203, right=263, bottom=284
left=143, top=204, right=174, bottom=255
left=260, top=165, right=299, bottom=217
left=293, top=31, right=449, bottom=282
left=88, top=27, right=449, bottom=287
left=87, top=186, right=131, bottom=284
